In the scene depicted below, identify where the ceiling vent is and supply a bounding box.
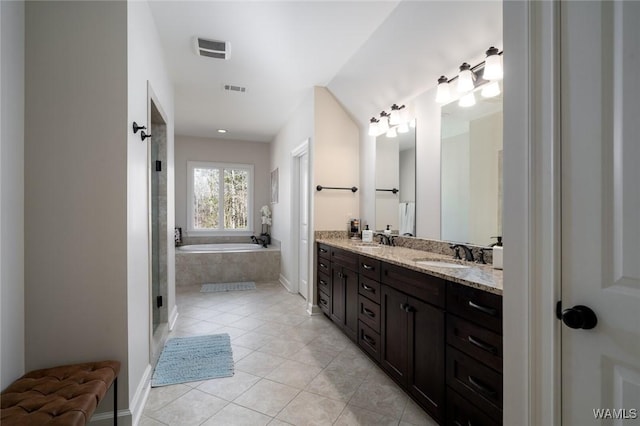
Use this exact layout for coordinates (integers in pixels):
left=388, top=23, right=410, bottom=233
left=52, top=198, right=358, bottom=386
left=196, top=37, right=230, bottom=60
left=223, top=84, right=246, bottom=94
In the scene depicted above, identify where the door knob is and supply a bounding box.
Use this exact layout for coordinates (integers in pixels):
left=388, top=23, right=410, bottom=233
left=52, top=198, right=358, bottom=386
left=561, top=305, right=597, bottom=330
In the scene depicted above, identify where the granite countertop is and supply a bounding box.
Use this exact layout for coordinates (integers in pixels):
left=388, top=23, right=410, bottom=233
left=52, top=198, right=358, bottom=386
left=316, top=238, right=503, bottom=295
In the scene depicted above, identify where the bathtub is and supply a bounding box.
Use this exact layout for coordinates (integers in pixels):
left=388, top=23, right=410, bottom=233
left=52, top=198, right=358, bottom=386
left=175, top=242, right=281, bottom=286
left=178, top=243, right=275, bottom=253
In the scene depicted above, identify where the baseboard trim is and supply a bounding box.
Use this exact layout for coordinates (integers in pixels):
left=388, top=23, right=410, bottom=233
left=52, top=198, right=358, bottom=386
left=89, top=409, right=132, bottom=425
left=307, top=303, right=322, bottom=315
left=279, top=274, right=295, bottom=293
left=129, top=364, right=152, bottom=426
left=169, top=305, right=179, bottom=331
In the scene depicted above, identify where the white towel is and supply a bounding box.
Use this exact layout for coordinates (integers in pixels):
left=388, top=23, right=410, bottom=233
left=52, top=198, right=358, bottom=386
left=399, top=202, right=415, bottom=235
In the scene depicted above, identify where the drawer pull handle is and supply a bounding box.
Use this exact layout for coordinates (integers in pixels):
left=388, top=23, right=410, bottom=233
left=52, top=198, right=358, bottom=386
left=468, top=335, right=497, bottom=354
left=468, top=300, right=497, bottom=316
left=338, top=272, right=344, bottom=279
left=362, top=263, right=374, bottom=270
left=361, top=283, right=375, bottom=292
left=362, top=307, right=376, bottom=318
left=362, top=334, right=376, bottom=346
left=319, top=263, right=328, bottom=270
left=319, top=280, right=327, bottom=286
left=319, top=248, right=327, bottom=253
left=400, top=303, right=414, bottom=313
left=467, top=375, right=497, bottom=398
left=320, top=298, right=328, bottom=306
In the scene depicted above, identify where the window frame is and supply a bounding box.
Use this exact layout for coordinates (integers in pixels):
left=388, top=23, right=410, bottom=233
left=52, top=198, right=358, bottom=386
left=187, top=161, right=254, bottom=236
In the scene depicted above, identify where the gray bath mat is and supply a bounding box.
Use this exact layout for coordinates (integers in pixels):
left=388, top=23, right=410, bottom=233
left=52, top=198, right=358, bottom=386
left=201, top=282, right=256, bottom=292
left=151, top=334, right=234, bottom=387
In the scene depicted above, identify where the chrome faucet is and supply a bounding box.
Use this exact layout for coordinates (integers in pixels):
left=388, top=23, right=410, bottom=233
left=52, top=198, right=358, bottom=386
left=376, top=233, right=395, bottom=246
left=450, top=244, right=474, bottom=262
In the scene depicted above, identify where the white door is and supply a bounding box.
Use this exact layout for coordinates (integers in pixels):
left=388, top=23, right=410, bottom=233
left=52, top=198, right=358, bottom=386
left=298, top=151, right=310, bottom=300
left=561, top=1, right=640, bottom=424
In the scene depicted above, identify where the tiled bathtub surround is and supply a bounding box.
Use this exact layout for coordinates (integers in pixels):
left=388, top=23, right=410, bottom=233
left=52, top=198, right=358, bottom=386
left=175, top=247, right=281, bottom=286
left=179, top=235, right=282, bottom=247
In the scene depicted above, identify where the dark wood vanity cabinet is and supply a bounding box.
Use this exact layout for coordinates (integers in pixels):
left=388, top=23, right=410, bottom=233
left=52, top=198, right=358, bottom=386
left=315, top=243, right=503, bottom=426
left=380, top=266, right=446, bottom=423
left=446, top=282, right=503, bottom=425
left=316, top=244, right=359, bottom=341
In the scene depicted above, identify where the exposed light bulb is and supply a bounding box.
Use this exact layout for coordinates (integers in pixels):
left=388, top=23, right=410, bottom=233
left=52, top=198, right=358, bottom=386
left=435, top=76, right=451, bottom=104
left=483, top=47, right=503, bottom=81
left=386, top=127, right=397, bottom=138
left=481, top=81, right=501, bottom=98
left=459, top=92, right=476, bottom=107
left=397, top=122, right=409, bottom=133
left=368, top=117, right=379, bottom=136
left=457, top=63, right=475, bottom=93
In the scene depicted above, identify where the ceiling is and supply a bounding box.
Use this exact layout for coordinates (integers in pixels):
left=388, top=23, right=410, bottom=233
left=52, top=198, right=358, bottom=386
left=148, top=1, right=502, bottom=143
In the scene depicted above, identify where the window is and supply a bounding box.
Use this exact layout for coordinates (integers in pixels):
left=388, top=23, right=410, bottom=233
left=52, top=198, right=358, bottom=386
left=187, top=161, right=253, bottom=235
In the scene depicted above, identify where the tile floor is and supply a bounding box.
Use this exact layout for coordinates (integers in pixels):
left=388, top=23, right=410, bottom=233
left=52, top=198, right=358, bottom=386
left=141, top=281, right=438, bottom=426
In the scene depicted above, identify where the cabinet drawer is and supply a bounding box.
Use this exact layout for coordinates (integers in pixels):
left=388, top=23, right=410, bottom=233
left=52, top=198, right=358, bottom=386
left=359, top=276, right=381, bottom=304
left=359, top=256, right=381, bottom=281
left=447, top=282, right=502, bottom=334
left=358, top=295, right=380, bottom=332
left=381, top=262, right=445, bottom=308
left=447, top=388, right=501, bottom=426
left=317, top=259, right=331, bottom=275
left=446, top=347, right=503, bottom=413
left=331, top=247, right=358, bottom=271
left=317, top=243, right=331, bottom=260
left=317, top=271, right=331, bottom=295
left=447, top=314, right=503, bottom=373
left=358, top=321, right=381, bottom=362
left=318, top=290, right=331, bottom=315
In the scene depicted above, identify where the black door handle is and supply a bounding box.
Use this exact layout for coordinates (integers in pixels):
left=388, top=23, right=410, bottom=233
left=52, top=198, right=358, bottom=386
left=561, top=305, right=597, bottom=330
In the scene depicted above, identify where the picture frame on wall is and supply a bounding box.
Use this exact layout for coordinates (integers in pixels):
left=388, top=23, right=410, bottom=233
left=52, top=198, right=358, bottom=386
left=271, top=168, right=279, bottom=204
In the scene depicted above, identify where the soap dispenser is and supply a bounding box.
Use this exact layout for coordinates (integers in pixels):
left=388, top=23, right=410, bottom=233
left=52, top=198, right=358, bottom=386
left=362, top=225, right=373, bottom=243
left=491, top=236, right=503, bottom=270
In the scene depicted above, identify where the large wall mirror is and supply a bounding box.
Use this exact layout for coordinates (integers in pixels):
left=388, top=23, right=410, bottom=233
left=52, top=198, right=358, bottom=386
left=440, top=83, right=503, bottom=246
left=375, top=125, right=416, bottom=235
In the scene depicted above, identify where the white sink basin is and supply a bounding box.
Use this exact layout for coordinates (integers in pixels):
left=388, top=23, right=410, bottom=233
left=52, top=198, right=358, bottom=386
left=354, top=243, right=382, bottom=249
left=415, top=260, right=470, bottom=269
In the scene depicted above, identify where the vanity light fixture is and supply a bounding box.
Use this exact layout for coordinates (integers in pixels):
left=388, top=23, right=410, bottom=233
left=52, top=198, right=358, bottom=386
left=483, top=47, right=503, bottom=81
left=481, top=81, right=501, bottom=98
left=457, top=63, right=475, bottom=93
left=368, top=117, right=380, bottom=136
left=378, top=111, right=390, bottom=134
left=397, top=121, right=410, bottom=134
left=435, top=76, right=452, bottom=104
left=459, top=92, right=476, bottom=107
left=389, top=104, right=406, bottom=126
left=386, top=126, right=398, bottom=138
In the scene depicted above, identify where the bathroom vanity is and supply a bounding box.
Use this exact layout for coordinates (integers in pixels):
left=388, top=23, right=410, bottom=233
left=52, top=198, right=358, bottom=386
left=316, top=239, right=503, bottom=425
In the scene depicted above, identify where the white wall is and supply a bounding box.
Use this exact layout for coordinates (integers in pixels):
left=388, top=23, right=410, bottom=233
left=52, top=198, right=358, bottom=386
left=24, top=0, right=129, bottom=409
left=174, top=135, right=270, bottom=237
left=313, top=87, right=360, bottom=231
left=127, top=1, right=175, bottom=420
left=0, top=0, right=25, bottom=389
left=270, top=91, right=314, bottom=288
left=441, top=132, right=470, bottom=242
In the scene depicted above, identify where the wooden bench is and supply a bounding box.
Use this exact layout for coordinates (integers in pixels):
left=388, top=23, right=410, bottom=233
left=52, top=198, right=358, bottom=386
left=1, top=360, right=120, bottom=425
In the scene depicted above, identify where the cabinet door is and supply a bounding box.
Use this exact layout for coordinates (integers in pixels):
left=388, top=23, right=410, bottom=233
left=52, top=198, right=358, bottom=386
left=380, top=285, right=408, bottom=385
left=407, top=296, right=445, bottom=422
left=343, top=268, right=358, bottom=341
left=331, top=265, right=346, bottom=325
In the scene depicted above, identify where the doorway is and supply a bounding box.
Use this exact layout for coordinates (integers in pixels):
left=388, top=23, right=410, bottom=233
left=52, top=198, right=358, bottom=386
left=291, top=140, right=310, bottom=303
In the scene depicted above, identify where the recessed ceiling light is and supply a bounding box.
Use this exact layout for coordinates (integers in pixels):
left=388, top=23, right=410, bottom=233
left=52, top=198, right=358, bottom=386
left=217, top=129, right=227, bottom=134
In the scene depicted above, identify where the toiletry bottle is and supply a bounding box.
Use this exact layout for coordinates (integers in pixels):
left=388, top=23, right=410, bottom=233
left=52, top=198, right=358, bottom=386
left=362, top=225, right=373, bottom=243
left=491, top=236, right=503, bottom=270
left=384, top=225, right=392, bottom=235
